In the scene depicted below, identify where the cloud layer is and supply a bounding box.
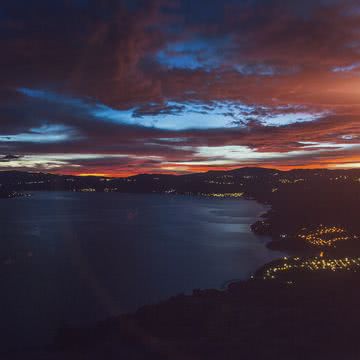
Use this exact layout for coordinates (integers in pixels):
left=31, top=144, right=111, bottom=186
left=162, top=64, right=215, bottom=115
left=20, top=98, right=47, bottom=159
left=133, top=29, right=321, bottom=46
left=0, top=0, right=359, bottom=175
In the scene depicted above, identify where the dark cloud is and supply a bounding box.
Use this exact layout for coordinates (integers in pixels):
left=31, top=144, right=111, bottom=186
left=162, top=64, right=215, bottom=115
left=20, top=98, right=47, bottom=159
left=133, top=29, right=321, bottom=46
left=0, top=0, right=359, bottom=174
left=0, top=154, right=22, bottom=162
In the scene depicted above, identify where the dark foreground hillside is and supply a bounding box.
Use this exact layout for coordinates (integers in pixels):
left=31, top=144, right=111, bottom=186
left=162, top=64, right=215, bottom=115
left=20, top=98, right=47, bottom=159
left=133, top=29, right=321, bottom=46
left=4, top=273, right=360, bottom=360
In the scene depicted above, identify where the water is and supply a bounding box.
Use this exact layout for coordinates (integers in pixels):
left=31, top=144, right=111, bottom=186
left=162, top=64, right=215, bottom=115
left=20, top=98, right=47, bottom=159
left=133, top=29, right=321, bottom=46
left=0, top=192, right=284, bottom=350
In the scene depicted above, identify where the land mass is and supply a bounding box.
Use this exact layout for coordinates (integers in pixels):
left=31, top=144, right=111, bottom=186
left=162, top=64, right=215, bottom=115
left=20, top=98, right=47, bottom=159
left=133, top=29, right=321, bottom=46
left=6, top=272, right=360, bottom=360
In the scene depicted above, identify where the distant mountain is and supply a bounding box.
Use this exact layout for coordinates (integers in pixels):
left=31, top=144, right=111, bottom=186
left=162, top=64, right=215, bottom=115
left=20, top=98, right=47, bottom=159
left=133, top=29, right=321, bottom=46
left=0, top=167, right=359, bottom=194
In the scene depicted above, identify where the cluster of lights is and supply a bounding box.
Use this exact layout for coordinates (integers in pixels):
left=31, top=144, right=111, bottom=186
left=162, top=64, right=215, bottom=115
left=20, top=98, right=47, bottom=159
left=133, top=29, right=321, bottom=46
left=204, top=175, right=235, bottom=185
left=278, top=178, right=305, bottom=184
left=205, top=180, right=235, bottom=185
left=104, top=187, right=118, bottom=192
left=259, top=256, right=360, bottom=280
left=329, top=176, right=349, bottom=181
left=164, top=189, right=176, bottom=194
left=201, top=192, right=244, bottom=198
left=297, top=225, right=357, bottom=247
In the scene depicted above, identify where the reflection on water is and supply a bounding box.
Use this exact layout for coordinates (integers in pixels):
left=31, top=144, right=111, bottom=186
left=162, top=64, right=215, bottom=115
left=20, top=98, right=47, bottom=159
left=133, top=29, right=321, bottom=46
left=0, top=192, right=283, bottom=349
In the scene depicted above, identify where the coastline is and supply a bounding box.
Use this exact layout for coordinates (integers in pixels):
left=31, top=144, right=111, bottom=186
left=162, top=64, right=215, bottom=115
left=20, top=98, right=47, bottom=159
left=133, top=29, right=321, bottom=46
left=50, top=267, right=360, bottom=360
left=1, top=169, right=360, bottom=359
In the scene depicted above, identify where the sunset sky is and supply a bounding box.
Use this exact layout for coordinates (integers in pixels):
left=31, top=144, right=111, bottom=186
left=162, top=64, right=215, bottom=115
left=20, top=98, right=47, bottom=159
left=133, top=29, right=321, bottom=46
left=0, top=0, right=360, bottom=176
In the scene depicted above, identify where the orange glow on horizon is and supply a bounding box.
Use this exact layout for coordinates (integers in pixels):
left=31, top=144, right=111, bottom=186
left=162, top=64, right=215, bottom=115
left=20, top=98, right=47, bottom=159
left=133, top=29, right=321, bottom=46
left=54, top=158, right=360, bottom=178
left=78, top=173, right=109, bottom=177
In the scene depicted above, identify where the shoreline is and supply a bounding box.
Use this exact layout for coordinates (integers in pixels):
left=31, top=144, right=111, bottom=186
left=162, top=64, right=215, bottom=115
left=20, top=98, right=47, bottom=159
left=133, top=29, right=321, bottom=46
left=1, top=168, right=360, bottom=358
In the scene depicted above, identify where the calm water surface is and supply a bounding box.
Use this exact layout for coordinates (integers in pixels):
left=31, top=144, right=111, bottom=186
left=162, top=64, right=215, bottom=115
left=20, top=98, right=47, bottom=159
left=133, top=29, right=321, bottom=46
left=0, top=192, right=284, bottom=350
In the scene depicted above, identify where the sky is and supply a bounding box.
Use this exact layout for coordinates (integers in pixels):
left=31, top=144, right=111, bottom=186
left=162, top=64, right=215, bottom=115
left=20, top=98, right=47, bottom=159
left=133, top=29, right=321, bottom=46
left=0, top=0, right=359, bottom=176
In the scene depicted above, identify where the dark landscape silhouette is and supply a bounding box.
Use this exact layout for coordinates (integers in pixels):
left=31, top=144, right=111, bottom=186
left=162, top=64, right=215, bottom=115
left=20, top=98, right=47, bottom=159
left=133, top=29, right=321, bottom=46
left=1, top=167, right=360, bottom=359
